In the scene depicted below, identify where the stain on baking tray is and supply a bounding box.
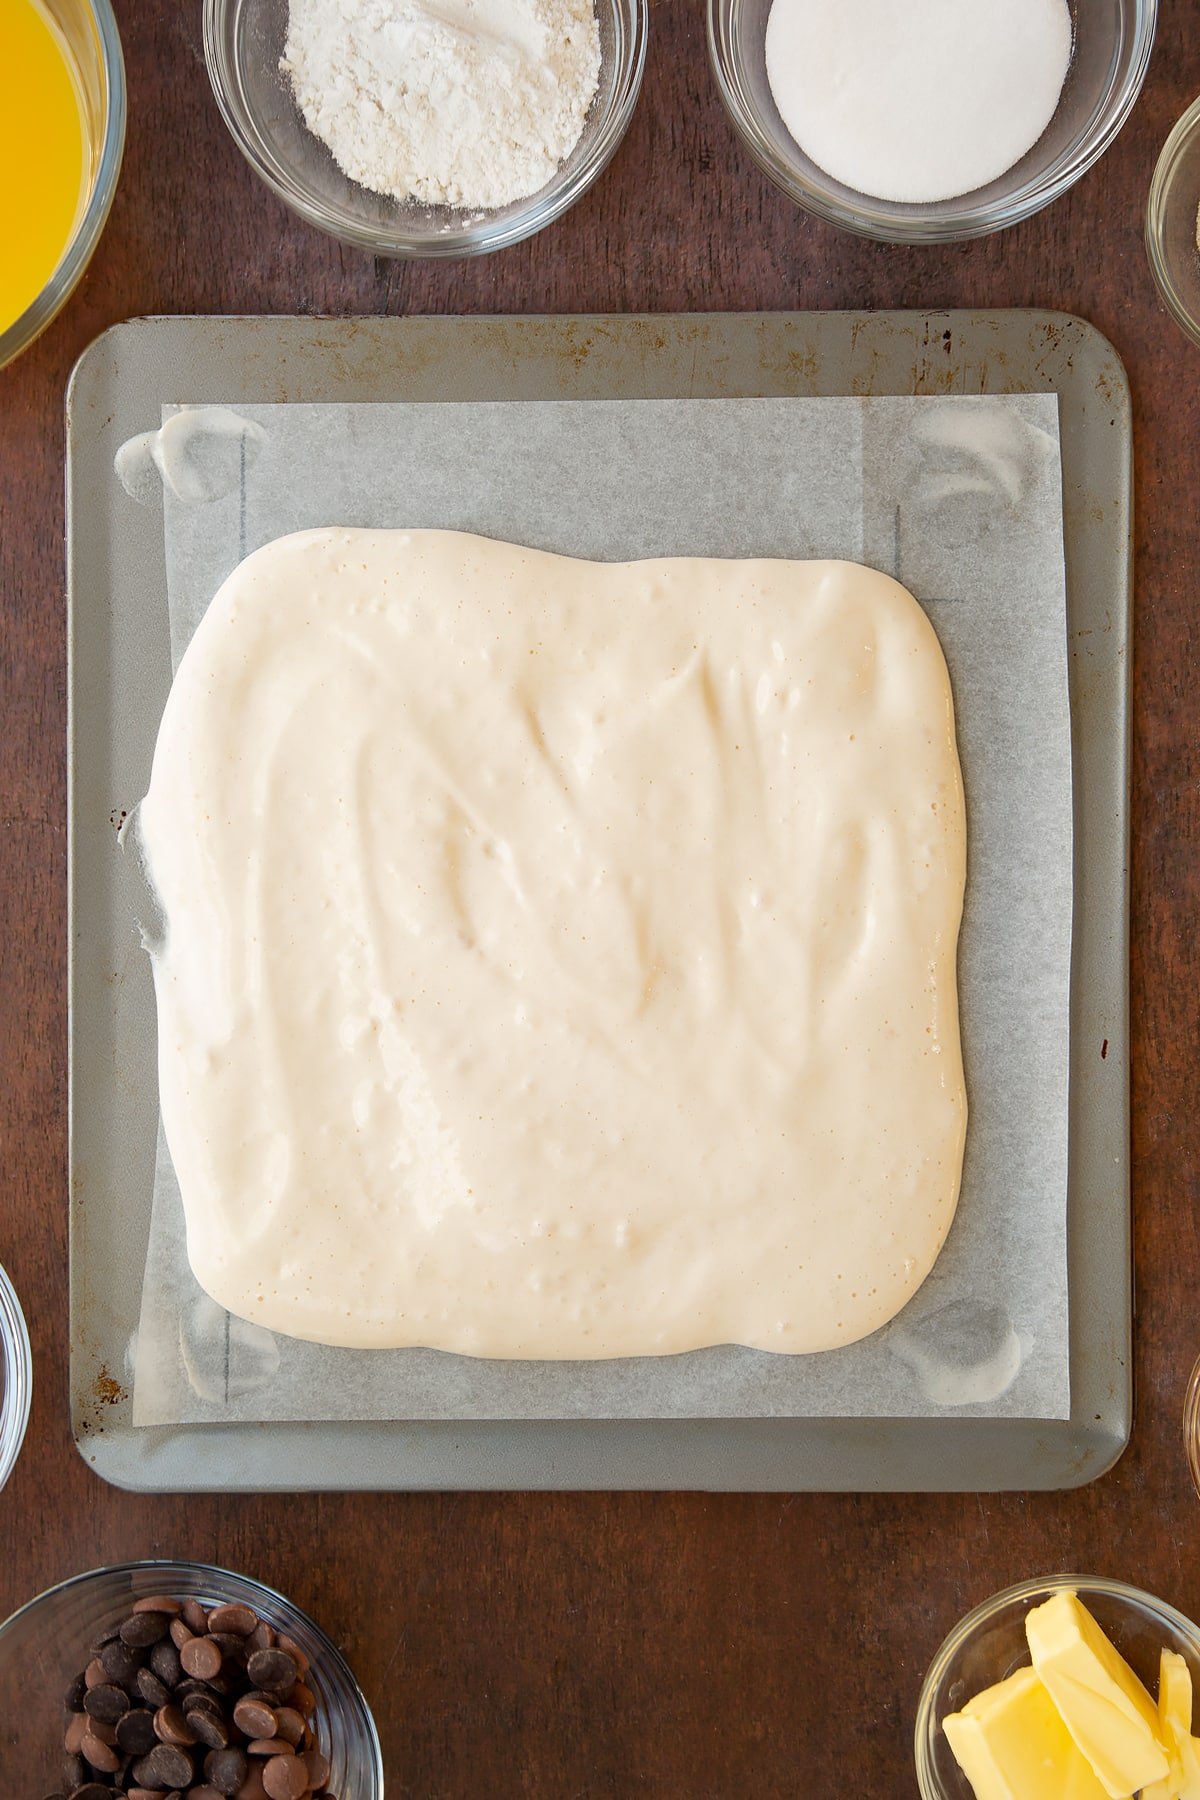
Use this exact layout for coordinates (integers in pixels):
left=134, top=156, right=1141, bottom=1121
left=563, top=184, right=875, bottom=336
left=558, top=316, right=673, bottom=379
left=92, top=1364, right=126, bottom=1406
left=77, top=1362, right=130, bottom=1438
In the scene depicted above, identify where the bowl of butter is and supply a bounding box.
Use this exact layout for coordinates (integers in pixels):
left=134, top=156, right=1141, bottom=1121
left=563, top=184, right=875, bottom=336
left=915, top=1575, right=1200, bottom=1799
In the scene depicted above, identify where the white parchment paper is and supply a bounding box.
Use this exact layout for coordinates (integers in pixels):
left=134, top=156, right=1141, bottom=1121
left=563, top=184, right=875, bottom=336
left=127, top=395, right=1072, bottom=1425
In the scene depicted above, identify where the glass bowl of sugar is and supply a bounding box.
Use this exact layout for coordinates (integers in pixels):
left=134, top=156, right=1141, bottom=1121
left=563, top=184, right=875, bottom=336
left=1146, top=94, right=1200, bottom=348
left=707, top=0, right=1156, bottom=243
left=203, top=0, right=647, bottom=257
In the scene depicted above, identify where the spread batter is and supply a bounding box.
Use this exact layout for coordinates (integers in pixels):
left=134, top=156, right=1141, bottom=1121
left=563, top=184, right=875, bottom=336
left=138, top=529, right=967, bottom=1357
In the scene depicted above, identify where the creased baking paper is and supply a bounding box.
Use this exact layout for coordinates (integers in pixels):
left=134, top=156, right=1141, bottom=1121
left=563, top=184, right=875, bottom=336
left=127, top=395, right=1071, bottom=1425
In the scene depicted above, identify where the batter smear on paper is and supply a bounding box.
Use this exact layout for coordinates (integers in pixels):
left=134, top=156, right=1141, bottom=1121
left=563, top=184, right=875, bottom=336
left=138, top=529, right=968, bottom=1357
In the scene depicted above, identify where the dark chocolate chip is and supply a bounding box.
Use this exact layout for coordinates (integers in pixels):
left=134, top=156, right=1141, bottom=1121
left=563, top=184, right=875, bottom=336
left=173, top=1678, right=215, bottom=1705
left=120, top=1610, right=173, bottom=1648
left=82, top=1683, right=129, bottom=1725
left=101, top=1636, right=145, bottom=1687
left=185, top=1704, right=230, bottom=1750
left=116, top=1707, right=161, bottom=1754
left=63, top=1672, right=87, bottom=1712
left=132, top=1741, right=195, bottom=1788
left=136, top=1665, right=172, bottom=1709
left=149, top=1638, right=183, bottom=1686
left=245, top=1649, right=297, bottom=1694
left=60, top=1749, right=87, bottom=1789
left=204, top=1745, right=249, bottom=1795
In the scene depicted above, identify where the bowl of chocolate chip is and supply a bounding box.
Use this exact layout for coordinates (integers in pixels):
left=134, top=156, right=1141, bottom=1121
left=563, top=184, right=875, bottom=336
left=0, top=1560, right=382, bottom=1798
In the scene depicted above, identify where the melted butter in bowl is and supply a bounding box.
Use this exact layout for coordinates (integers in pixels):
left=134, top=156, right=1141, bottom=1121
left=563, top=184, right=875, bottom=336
left=138, top=529, right=967, bottom=1358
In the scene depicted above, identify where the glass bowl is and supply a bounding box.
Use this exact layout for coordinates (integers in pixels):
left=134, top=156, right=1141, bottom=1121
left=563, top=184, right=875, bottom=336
left=0, top=1560, right=384, bottom=1795
left=0, top=1262, right=31, bottom=1490
left=1146, top=95, right=1200, bottom=347
left=915, top=1574, right=1200, bottom=1798
left=1183, top=1349, right=1200, bottom=1491
left=203, top=0, right=648, bottom=258
left=0, top=0, right=126, bottom=370
left=707, top=0, right=1157, bottom=243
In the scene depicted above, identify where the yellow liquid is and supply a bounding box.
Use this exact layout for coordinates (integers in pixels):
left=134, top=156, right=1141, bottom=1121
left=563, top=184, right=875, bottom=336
left=0, top=0, right=87, bottom=336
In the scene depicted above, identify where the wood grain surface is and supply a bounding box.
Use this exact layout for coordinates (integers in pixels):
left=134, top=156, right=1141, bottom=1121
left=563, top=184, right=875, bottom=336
left=2, top=1, right=1198, bottom=1794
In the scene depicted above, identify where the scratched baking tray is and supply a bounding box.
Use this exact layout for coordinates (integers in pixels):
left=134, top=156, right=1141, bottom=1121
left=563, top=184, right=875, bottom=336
left=66, top=312, right=1131, bottom=1492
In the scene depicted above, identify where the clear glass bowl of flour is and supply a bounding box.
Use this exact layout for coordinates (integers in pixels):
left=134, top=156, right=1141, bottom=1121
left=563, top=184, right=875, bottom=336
left=203, top=0, right=648, bottom=256
left=707, top=0, right=1156, bottom=243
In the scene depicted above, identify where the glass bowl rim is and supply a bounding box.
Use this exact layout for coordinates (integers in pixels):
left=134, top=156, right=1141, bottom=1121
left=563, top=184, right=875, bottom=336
left=913, top=1571, right=1200, bottom=1798
left=201, top=0, right=649, bottom=259
left=0, top=1558, right=384, bottom=1787
left=0, top=1261, right=31, bottom=1488
left=1145, top=91, right=1200, bottom=348
left=0, top=0, right=127, bottom=370
left=704, top=0, right=1158, bottom=245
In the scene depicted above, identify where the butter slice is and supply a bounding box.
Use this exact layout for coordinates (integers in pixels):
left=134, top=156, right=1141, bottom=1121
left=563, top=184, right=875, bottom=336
left=942, top=1666, right=1110, bottom=1800
left=1143, top=1650, right=1200, bottom=1800
left=1161, top=1651, right=1195, bottom=1741
left=1025, top=1591, right=1169, bottom=1796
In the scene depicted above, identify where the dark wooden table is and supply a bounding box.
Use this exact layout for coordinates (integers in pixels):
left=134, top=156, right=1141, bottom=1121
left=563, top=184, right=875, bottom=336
left=3, top=2, right=1198, bottom=1793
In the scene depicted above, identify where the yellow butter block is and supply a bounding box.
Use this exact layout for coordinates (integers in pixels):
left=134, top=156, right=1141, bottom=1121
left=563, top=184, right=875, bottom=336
left=1160, top=1651, right=1194, bottom=1741
left=1025, top=1591, right=1169, bottom=1797
left=1143, top=1650, right=1200, bottom=1800
left=942, top=1665, right=1112, bottom=1800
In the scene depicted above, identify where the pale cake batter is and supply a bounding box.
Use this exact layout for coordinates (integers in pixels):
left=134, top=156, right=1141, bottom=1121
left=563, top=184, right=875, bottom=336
left=138, top=528, right=967, bottom=1357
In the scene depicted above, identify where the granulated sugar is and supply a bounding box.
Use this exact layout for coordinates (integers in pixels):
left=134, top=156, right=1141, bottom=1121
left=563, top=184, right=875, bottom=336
left=765, top=0, right=1073, bottom=205
left=282, top=0, right=601, bottom=211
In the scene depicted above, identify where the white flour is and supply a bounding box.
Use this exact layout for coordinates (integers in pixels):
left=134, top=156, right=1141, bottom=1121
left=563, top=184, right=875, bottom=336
left=282, top=0, right=601, bottom=211
left=765, top=0, right=1073, bottom=205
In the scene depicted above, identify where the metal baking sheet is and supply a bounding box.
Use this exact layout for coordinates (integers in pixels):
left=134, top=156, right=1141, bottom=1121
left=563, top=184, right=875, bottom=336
left=66, top=312, right=1131, bottom=1491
